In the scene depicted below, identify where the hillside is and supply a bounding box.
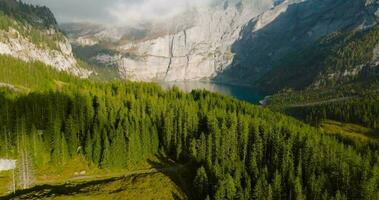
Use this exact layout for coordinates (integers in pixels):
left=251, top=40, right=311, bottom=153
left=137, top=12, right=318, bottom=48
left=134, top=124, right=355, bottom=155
left=0, top=0, right=378, bottom=199
left=0, top=58, right=378, bottom=199
left=217, top=0, right=379, bottom=85
left=258, top=24, right=379, bottom=92
left=265, top=78, right=379, bottom=144
left=0, top=54, right=84, bottom=91
left=0, top=0, right=57, bottom=28
left=260, top=21, right=379, bottom=133
left=0, top=0, right=90, bottom=78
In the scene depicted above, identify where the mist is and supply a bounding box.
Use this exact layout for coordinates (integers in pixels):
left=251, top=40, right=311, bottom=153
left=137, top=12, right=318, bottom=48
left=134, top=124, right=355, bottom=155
left=22, top=0, right=217, bottom=25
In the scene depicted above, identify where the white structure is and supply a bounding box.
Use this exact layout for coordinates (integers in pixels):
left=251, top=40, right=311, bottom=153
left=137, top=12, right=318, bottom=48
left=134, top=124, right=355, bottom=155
left=0, top=159, right=16, bottom=171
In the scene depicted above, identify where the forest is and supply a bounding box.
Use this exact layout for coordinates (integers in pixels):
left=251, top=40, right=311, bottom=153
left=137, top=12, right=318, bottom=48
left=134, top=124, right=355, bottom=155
left=267, top=78, right=379, bottom=133
left=284, top=95, right=379, bottom=130
left=0, top=0, right=56, bottom=27
left=0, top=1, right=378, bottom=199
left=0, top=76, right=379, bottom=199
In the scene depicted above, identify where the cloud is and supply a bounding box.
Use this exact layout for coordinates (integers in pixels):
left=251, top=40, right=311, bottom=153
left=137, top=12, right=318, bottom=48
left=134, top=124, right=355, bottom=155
left=22, top=0, right=215, bottom=25
left=108, top=0, right=214, bottom=25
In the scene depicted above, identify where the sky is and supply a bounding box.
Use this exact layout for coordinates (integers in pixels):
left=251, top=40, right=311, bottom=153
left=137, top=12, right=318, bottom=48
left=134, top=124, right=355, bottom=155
left=23, top=0, right=216, bottom=25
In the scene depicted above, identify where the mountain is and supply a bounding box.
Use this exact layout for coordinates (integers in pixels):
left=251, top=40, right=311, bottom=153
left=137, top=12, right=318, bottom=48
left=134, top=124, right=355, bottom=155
left=218, top=0, right=379, bottom=86
left=258, top=24, right=379, bottom=91
left=61, top=0, right=276, bottom=81
left=0, top=1, right=379, bottom=199
left=61, top=0, right=379, bottom=88
left=0, top=0, right=91, bottom=78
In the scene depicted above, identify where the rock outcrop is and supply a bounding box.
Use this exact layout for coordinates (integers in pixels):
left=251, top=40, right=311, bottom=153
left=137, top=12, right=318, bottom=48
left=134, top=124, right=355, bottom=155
left=0, top=28, right=91, bottom=78
left=0, top=0, right=91, bottom=78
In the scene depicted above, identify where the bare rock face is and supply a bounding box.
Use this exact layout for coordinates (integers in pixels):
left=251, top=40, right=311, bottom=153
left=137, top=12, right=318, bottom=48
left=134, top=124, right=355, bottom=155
left=0, top=28, right=91, bottom=78
left=116, top=0, right=275, bottom=81
left=62, top=0, right=277, bottom=81
left=63, top=0, right=379, bottom=84
left=0, top=0, right=92, bottom=78
left=63, top=0, right=304, bottom=82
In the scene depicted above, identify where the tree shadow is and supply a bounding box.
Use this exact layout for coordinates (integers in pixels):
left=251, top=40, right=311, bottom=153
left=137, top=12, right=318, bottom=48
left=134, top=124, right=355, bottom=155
left=0, top=154, right=197, bottom=200
left=172, top=192, right=185, bottom=200
left=0, top=176, right=121, bottom=200
left=147, top=153, right=197, bottom=200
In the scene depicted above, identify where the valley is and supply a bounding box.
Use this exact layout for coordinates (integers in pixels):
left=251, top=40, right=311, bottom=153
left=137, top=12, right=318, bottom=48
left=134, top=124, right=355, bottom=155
left=0, top=0, right=378, bottom=199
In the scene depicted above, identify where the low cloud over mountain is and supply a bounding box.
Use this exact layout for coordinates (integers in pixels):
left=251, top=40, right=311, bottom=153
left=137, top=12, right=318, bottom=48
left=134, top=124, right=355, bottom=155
left=23, top=0, right=215, bottom=25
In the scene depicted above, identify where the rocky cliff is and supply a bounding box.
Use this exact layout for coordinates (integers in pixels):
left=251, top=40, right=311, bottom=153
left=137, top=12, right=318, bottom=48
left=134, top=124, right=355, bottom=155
left=0, top=1, right=91, bottom=78
left=63, top=0, right=277, bottom=81
left=62, top=0, right=379, bottom=85
left=116, top=0, right=276, bottom=81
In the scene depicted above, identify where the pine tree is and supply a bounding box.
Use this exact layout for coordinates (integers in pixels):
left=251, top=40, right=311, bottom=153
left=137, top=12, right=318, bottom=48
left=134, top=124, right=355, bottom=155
left=193, top=166, right=209, bottom=199
left=294, top=176, right=305, bottom=200
left=17, top=117, right=34, bottom=189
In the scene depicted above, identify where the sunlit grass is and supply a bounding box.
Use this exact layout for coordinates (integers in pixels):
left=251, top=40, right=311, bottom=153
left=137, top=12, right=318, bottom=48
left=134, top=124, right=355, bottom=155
left=42, top=172, right=186, bottom=200
left=0, top=171, right=12, bottom=195
left=0, top=156, right=189, bottom=199
left=321, top=120, right=379, bottom=140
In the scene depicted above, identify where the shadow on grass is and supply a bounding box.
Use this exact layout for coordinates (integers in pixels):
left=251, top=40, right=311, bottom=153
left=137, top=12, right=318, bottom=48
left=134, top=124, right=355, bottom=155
left=147, top=153, right=198, bottom=200
left=0, top=176, right=121, bottom=200
left=172, top=192, right=185, bottom=200
left=0, top=154, right=197, bottom=200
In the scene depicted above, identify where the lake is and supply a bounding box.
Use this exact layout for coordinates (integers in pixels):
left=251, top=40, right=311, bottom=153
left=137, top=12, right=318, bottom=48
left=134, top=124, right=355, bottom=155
left=159, top=81, right=267, bottom=105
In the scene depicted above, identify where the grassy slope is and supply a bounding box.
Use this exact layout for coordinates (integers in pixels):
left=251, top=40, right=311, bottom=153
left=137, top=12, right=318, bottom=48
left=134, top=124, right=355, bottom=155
left=0, top=155, right=190, bottom=199
left=0, top=54, right=85, bottom=91
left=0, top=171, right=11, bottom=195
left=46, top=172, right=186, bottom=200
left=321, top=120, right=379, bottom=141
left=1, top=162, right=188, bottom=200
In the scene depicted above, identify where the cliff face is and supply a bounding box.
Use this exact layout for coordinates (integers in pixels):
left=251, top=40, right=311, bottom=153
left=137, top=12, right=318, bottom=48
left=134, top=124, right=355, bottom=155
left=62, top=0, right=379, bottom=85
left=0, top=1, right=91, bottom=78
left=115, top=0, right=274, bottom=81
left=0, top=27, right=90, bottom=78
left=63, top=0, right=276, bottom=81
